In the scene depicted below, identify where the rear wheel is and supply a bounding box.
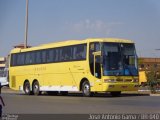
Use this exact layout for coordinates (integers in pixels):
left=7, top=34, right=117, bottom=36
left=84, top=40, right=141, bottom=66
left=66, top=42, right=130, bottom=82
left=33, top=81, right=41, bottom=96
left=24, top=81, right=31, bottom=95
left=82, top=81, right=92, bottom=97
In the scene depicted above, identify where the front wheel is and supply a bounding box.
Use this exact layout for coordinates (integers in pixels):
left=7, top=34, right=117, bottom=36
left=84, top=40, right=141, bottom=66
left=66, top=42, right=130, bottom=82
left=33, top=81, right=41, bottom=96
left=82, top=81, right=92, bottom=97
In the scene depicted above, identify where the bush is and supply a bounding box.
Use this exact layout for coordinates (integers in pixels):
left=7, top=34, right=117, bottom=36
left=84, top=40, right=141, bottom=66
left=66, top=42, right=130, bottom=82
left=146, top=70, right=158, bottom=93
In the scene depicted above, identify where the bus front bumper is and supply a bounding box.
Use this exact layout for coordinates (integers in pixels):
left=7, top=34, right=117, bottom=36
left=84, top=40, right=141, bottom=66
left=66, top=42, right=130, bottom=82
left=102, top=83, right=139, bottom=92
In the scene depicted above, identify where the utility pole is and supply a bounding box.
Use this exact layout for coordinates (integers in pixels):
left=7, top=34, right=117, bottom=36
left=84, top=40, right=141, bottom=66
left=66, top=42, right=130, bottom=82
left=24, top=0, right=29, bottom=48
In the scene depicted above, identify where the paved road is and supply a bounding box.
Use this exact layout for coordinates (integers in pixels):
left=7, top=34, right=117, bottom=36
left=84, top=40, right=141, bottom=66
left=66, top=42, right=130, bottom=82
left=1, top=89, right=160, bottom=114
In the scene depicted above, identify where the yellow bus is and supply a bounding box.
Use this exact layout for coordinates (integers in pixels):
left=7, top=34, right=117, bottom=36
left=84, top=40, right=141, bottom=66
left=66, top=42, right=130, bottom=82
left=9, top=38, right=139, bottom=96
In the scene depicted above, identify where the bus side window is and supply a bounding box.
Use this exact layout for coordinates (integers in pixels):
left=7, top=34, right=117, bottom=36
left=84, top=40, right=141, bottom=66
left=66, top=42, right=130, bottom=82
left=63, top=47, right=70, bottom=61
left=54, top=49, right=59, bottom=62
left=46, top=49, right=54, bottom=63
left=11, top=54, right=17, bottom=66
left=59, top=48, right=63, bottom=61
left=17, top=54, right=22, bottom=65
left=20, top=53, right=25, bottom=65
left=42, top=50, right=47, bottom=63
left=35, top=51, right=42, bottom=64
left=73, top=46, right=77, bottom=60
left=30, top=52, right=35, bottom=64
left=73, top=44, right=86, bottom=60
left=25, top=53, right=30, bottom=65
left=76, top=45, right=86, bottom=59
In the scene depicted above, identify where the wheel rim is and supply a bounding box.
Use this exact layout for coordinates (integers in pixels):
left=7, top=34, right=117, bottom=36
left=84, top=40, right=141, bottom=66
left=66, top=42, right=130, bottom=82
left=33, top=82, right=39, bottom=95
left=24, top=82, right=30, bottom=94
left=34, top=84, right=38, bottom=92
left=25, top=86, right=30, bottom=93
left=83, top=83, right=90, bottom=96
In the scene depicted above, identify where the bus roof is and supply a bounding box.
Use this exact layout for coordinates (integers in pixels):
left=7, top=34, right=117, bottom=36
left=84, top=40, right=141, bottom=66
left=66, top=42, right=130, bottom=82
left=10, top=38, right=134, bottom=53
left=87, top=38, right=134, bottom=43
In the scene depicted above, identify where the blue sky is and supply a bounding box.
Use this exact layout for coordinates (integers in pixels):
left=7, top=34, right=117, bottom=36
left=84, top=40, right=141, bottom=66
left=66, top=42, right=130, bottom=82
left=1, top=0, right=160, bottom=57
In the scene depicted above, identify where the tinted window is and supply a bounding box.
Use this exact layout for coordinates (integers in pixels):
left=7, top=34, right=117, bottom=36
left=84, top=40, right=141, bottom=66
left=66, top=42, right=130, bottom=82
left=62, top=47, right=72, bottom=61
left=53, top=49, right=59, bottom=62
left=30, top=52, right=35, bottom=64
left=10, top=43, right=87, bottom=66
left=11, top=54, right=17, bottom=66
left=42, top=50, right=47, bottom=63
left=25, top=53, right=30, bottom=64
left=47, top=49, right=54, bottom=63
left=35, top=51, right=42, bottom=64
left=73, top=44, right=86, bottom=60
left=17, top=53, right=25, bottom=65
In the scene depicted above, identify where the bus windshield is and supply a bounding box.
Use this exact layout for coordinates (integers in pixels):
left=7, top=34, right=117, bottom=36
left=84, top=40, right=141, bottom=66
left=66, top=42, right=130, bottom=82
left=103, top=43, right=138, bottom=76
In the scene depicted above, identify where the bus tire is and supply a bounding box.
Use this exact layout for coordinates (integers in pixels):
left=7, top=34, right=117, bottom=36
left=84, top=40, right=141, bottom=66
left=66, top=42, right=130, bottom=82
left=110, top=91, right=121, bottom=97
left=33, top=81, right=41, bottom=96
left=82, top=81, right=92, bottom=97
left=24, top=81, right=31, bottom=95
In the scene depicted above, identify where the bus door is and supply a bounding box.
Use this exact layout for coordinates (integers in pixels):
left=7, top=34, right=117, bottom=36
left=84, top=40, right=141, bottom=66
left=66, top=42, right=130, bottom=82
left=93, top=51, right=102, bottom=91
